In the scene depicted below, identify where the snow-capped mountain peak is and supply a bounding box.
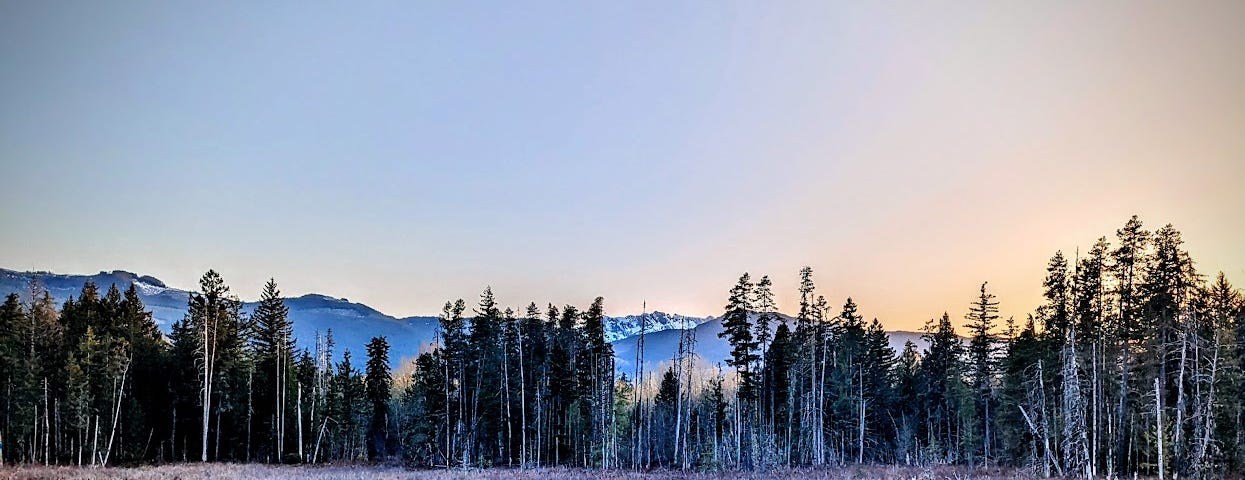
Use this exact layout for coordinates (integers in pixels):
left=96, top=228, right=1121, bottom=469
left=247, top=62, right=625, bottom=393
left=602, top=311, right=712, bottom=342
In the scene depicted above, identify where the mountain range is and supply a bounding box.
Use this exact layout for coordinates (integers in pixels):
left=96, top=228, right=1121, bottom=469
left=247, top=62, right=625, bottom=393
left=0, top=268, right=929, bottom=370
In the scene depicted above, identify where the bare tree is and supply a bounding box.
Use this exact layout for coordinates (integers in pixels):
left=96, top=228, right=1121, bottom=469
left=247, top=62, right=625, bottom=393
left=1062, top=328, right=1089, bottom=478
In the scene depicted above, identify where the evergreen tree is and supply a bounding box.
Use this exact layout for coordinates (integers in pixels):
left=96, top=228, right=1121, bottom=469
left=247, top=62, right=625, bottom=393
left=1072, top=238, right=1110, bottom=477
left=997, top=317, right=1045, bottom=467
left=862, top=317, right=897, bottom=462
left=753, top=276, right=776, bottom=358
left=653, top=366, right=679, bottom=465
left=763, top=317, right=795, bottom=465
left=0, top=293, right=23, bottom=464
left=1040, top=252, right=1072, bottom=338
left=797, top=267, right=816, bottom=327
left=294, top=348, right=318, bottom=462
left=329, top=350, right=368, bottom=461
left=401, top=349, right=446, bottom=466
left=364, top=336, right=391, bottom=461
left=964, top=282, right=999, bottom=465
left=467, top=287, right=503, bottom=466
left=436, top=299, right=466, bottom=466
left=519, top=302, right=544, bottom=467
left=250, top=279, right=293, bottom=462
left=1075, top=238, right=1110, bottom=340
left=24, top=288, right=62, bottom=465
left=720, top=273, right=759, bottom=401
left=579, top=297, right=613, bottom=467
left=719, top=273, right=759, bottom=468
left=921, top=312, right=965, bottom=463
left=184, top=270, right=246, bottom=462
left=830, top=297, right=866, bottom=463
left=118, top=284, right=168, bottom=464
left=1203, top=273, right=1244, bottom=471
left=62, top=282, right=99, bottom=347
left=894, top=341, right=922, bottom=465
left=168, top=314, right=202, bottom=461
left=1110, top=216, right=1149, bottom=473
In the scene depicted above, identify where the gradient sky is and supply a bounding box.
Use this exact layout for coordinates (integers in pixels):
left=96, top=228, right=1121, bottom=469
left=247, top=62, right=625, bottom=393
left=2, top=1, right=1242, bottom=331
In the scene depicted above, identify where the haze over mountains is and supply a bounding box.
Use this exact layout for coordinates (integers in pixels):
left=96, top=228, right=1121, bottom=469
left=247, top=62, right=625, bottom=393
left=0, top=268, right=928, bottom=369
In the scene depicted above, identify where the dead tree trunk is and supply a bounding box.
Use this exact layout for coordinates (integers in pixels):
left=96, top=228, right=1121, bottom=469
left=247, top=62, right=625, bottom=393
left=297, top=381, right=304, bottom=462
left=1156, top=377, right=1164, bottom=480
left=101, top=355, right=131, bottom=466
left=1062, top=328, right=1089, bottom=478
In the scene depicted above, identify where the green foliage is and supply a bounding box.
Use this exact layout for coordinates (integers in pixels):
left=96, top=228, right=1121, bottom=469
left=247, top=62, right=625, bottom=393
left=720, top=273, right=759, bottom=401
left=250, top=279, right=294, bottom=462
left=364, top=337, right=391, bottom=461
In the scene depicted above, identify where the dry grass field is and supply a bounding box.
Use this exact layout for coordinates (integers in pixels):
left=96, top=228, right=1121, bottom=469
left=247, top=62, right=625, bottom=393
left=0, top=464, right=1057, bottom=480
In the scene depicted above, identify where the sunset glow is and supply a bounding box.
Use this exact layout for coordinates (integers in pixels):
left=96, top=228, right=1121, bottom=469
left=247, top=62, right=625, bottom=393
left=2, top=1, right=1241, bottom=331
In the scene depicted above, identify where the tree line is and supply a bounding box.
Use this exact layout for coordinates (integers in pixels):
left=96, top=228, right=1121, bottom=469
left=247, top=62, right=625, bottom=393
left=0, top=215, right=1242, bottom=478
left=0, top=272, right=395, bottom=466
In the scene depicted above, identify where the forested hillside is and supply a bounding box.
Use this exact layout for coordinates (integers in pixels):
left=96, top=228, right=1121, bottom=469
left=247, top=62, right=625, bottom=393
left=0, top=216, right=1241, bottom=478
left=0, top=270, right=712, bottom=368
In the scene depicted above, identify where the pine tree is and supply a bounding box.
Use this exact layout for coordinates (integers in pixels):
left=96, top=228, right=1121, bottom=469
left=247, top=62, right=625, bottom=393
left=1203, top=273, right=1243, bottom=471
left=401, top=349, right=446, bottom=466
left=250, top=279, right=293, bottom=462
left=793, top=266, right=817, bottom=465
left=79, top=284, right=134, bottom=467
left=894, top=341, right=922, bottom=465
left=719, top=273, right=759, bottom=468
left=117, top=283, right=168, bottom=464
left=467, top=287, right=503, bottom=466
left=436, top=299, right=466, bottom=466
left=797, top=267, right=816, bottom=327
left=1040, top=252, right=1072, bottom=338
left=330, top=350, right=368, bottom=461
left=1073, top=238, right=1109, bottom=477
left=364, top=336, right=391, bottom=461
left=921, top=312, right=964, bottom=464
left=1110, top=215, right=1149, bottom=475
left=720, top=273, right=759, bottom=401
left=830, top=297, right=866, bottom=464
left=653, top=366, right=679, bottom=465
left=1145, top=225, right=1195, bottom=457
left=965, top=282, right=999, bottom=466
left=548, top=304, right=582, bottom=466
left=751, top=274, right=778, bottom=466
left=862, top=318, right=897, bottom=463
left=1075, top=238, right=1110, bottom=339
left=580, top=297, right=613, bottom=467
left=0, top=293, right=23, bottom=465
left=1006, top=317, right=1060, bottom=474
left=519, top=302, right=541, bottom=468
left=62, top=282, right=99, bottom=347
left=168, top=314, right=202, bottom=461
left=753, top=276, right=776, bottom=359
left=500, top=307, right=517, bottom=466
left=25, top=287, right=61, bottom=465
left=764, top=317, right=795, bottom=465
left=65, top=347, right=88, bottom=465
left=185, top=270, right=245, bottom=462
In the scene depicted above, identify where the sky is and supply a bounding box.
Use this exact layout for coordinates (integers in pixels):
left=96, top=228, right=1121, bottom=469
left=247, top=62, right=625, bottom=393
left=2, top=1, right=1242, bottom=331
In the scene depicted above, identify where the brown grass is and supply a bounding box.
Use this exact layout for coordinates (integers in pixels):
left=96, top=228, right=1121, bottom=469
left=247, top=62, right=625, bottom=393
left=0, top=464, right=1061, bottom=480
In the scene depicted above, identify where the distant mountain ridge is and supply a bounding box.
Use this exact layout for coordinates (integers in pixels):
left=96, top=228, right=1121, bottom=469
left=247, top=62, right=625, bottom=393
left=0, top=268, right=932, bottom=371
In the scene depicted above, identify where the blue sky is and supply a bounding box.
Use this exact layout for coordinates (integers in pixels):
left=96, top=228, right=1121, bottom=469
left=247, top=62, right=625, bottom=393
left=2, top=1, right=1242, bottom=329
